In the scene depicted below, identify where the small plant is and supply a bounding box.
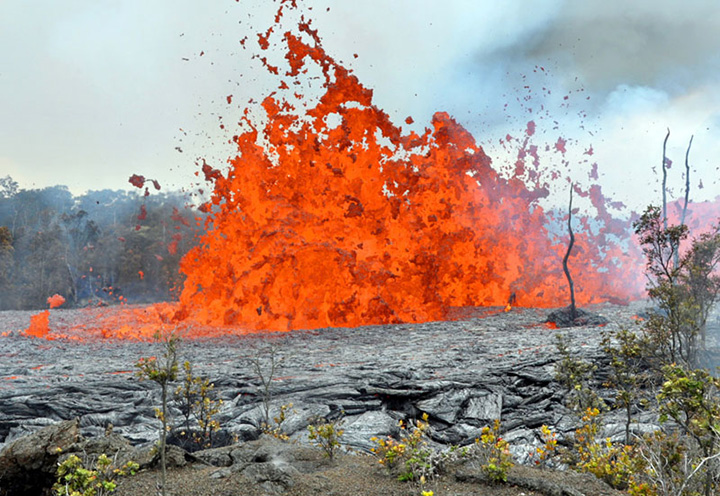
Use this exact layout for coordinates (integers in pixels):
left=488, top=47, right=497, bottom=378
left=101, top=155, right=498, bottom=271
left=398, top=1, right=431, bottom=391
left=475, top=419, right=514, bottom=483
left=248, top=344, right=284, bottom=426
left=568, top=407, right=646, bottom=491
left=174, top=360, right=223, bottom=448
left=371, top=413, right=443, bottom=488
left=656, top=364, right=720, bottom=496
left=261, top=402, right=294, bottom=441
left=307, top=415, right=345, bottom=459
left=135, top=329, right=180, bottom=496
left=554, top=333, right=605, bottom=413
left=174, top=360, right=197, bottom=432
left=370, top=435, right=406, bottom=470
left=53, top=453, right=138, bottom=496
left=531, top=424, right=557, bottom=469
left=601, top=329, right=655, bottom=444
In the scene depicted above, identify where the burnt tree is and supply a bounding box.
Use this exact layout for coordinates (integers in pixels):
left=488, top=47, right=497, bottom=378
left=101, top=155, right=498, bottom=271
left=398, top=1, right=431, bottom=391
left=661, top=128, right=670, bottom=230
left=563, top=184, right=577, bottom=320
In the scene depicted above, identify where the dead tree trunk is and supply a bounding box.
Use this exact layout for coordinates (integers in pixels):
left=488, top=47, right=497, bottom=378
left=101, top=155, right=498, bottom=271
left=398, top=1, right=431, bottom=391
left=674, top=135, right=693, bottom=268
left=680, top=135, right=693, bottom=227
left=563, top=184, right=577, bottom=320
left=661, top=128, right=670, bottom=231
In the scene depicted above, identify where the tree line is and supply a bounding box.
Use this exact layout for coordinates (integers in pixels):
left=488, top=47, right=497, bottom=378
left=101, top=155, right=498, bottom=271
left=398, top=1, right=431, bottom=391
left=0, top=175, right=204, bottom=311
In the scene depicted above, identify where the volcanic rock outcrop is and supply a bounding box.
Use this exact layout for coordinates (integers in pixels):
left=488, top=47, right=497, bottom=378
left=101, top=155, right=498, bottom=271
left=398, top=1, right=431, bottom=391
left=0, top=419, right=80, bottom=496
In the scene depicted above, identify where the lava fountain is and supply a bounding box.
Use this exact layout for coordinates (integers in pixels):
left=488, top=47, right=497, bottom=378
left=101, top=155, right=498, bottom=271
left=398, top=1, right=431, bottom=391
left=16, top=1, right=719, bottom=340
left=172, top=2, right=646, bottom=333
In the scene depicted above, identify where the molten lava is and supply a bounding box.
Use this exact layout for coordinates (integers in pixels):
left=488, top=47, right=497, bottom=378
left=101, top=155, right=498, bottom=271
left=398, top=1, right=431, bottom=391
left=10, top=1, right=719, bottom=341
left=24, top=310, right=50, bottom=338
left=47, top=294, right=65, bottom=309
left=173, top=3, right=647, bottom=333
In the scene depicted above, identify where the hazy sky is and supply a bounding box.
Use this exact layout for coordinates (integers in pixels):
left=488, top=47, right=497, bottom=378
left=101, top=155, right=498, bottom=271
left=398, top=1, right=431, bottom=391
left=2, top=0, right=719, bottom=212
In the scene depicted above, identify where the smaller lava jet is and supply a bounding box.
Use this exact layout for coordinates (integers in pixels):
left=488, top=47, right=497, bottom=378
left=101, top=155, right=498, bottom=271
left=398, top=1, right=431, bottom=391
left=21, top=294, right=66, bottom=339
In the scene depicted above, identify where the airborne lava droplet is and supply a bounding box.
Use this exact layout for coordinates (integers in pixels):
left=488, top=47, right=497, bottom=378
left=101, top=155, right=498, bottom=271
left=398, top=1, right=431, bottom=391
left=128, top=174, right=145, bottom=188
left=47, top=294, right=65, bottom=309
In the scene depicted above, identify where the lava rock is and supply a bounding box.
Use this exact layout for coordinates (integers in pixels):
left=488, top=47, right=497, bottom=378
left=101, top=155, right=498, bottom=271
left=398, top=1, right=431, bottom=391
left=0, top=418, right=81, bottom=496
left=546, top=306, right=609, bottom=327
left=0, top=301, right=667, bottom=460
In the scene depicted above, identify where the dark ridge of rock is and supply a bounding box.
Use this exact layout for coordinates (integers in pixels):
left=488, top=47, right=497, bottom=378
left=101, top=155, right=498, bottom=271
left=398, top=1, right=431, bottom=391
left=546, top=306, right=610, bottom=328
left=0, top=418, right=80, bottom=496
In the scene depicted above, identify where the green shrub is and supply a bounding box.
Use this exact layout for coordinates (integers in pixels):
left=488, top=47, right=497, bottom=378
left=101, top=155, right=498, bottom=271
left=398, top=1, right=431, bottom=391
left=530, top=424, right=557, bottom=469
left=371, top=413, right=443, bottom=491
left=307, top=415, right=345, bottom=459
left=634, top=206, right=720, bottom=367
left=567, top=407, right=646, bottom=491
left=475, top=419, right=514, bottom=483
left=174, top=360, right=223, bottom=448
left=554, top=333, right=605, bottom=412
left=261, top=402, right=294, bottom=441
left=53, top=453, right=138, bottom=496
left=601, top=328, right=655, bottom=444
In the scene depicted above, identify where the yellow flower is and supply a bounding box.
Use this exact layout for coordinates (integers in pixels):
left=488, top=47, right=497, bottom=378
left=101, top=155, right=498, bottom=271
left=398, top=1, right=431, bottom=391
left=421, top=491, right=434, bottom=496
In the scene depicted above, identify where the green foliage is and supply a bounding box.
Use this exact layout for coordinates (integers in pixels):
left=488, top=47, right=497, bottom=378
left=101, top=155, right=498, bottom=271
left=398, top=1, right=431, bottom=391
left=52, top=453, right=138, bottom=496
left=601, top=329, right=655, bottom=444
left=530, top=424, right=557, bottom=469
left=632, top=430, right=698, bottom=496
left=307, top=415, right=345, bottom=459
left=174, top=360, right=223, bottom=448
left=554, top=333, right=605, bottom=412
left=634, top=206, right=720, bottom=367
left=547, top=205, right=720, bottom=495
left=370, top=434, right=406, bottom=471
left=681, top=224, right=720, bottom=347
left=0, top=226, right=14, bottom=308
left=567, top=408, right=646, bottom=491
left=135, top=330, right=180, bottom=496
left=370, top=416, right=515, bottom=488
left=0, top=177, right=202, bottom=311
left=394, top=414, right=434, bottom=484
left=261, top=403, right=295, bottom=441
left=658, top=365, right=720, bottom=458
left=135, top=331, right=180, bottom=391
left=475, top=419, right=514, bottom=483
left=371, top=413, right=442, bottom=488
